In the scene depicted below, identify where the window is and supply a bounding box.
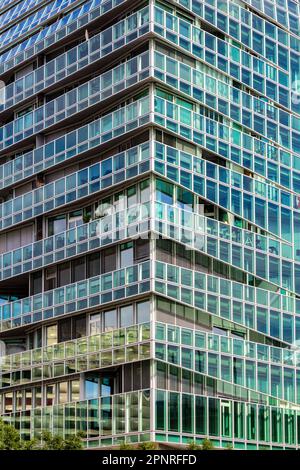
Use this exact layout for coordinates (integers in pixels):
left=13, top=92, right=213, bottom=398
left=71, top=380, right=80, bottom=401
left=36, top=329, right=42, bottom=348
left=57, top=316, right=86, bottom=341
left=48, top=215, right=66, bottom=236
left=120, top=305, right=133, bottom=327
left=73, top=315, right=86, bottom=338
left=95, top=196, right=112, bottom=219
left=31, top=271, right=42, bottom=295
left=45, top=267, right=57, bottom=291
left=58, top=382, right=68, bottom=404
left=101, top=376, right=113, bottom=396
left=16, top=106, right=33, bottom=119
left=34, top=387, right=42, bottom=408
left=140, top=179, right=150, bottom=203
left=101, top=247, right=116, bottom=273
left=177, top=187, right=193, bottom=211
left=46, top=385, right=55, bottom=406
left=4, top=393, right=13, bottom=413
left=103, top=309, right=117, bottom=331
left=58, top=318, right=72, bottom=343
left=68, top=210, right=83, bottom=229
left=156, top=178, right=173, bottom=205
left=88, top=252, right=100, bottom=277
left=137, top=301, right=150, bottom=323
left=127, top=186, right=137, bottom=207
left=85, top=377, right=99, bottom=399
left=156, top=239, right=173, bottom=263
left=46, top=325, right=57, bottom=346
left=120, top=242, right=133, bottom=268
left=135, top=239, right=149, bottom=261
left=72, top=257, right=86, bottom=282
left=90, top=313, right=101, bottom=335
left=58, top=262, right=71, bottom=287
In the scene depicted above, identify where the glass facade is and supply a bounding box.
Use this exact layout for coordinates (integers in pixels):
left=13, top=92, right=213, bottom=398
left=0, top=0, right=300, bottom=450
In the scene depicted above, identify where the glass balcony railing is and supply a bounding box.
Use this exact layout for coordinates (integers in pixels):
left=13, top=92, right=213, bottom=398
left=2, top=87, right=298, bottom=220
left=155, top=322, right=300, bottom=379
left=0, top=0, right=45, bottom=33
left=0, top=147, right=150, bottom=236
left=0, top=183, right=294, bottom=288
left=154, top=141, right=298, bottom=245
left=1, top=322, right=150, bottom=371
left=0, top=142, right=297, bottom=279
left=1, top=253, right=299, bottom=346
left=0, top=197, right=150, bottom=280
left=155, top=326, right=299, bottom=406
left=0, top=54, right=150, bottom=152
left=0, top=0, right=21, bottom=14
left=153, top=50, right=300, bottom=164
left=155, top=388, right=300, bottom=448
left=243, top=0, right=300, bottom=36
left=153, top=96, right=300, bottom=213
left=2, top=386, right=300, bottom=448
left=1, top=315, right=299, bottom=402
left=5, top=46, right=297, bottom=170
left=0, top=322, right=151, bottom=388
left=3, top=4, right=146, bottom=111
left=154, top=200, right=299, bottom=295
left=172, top=0, right=300, bottom=72
left=0, top=261, right=150, bottom=331
left=154, top=260, right=299, bottom=345
left=0, top=0, right=80, bottom=51
left=0, top=3, right=148, bottom=74
left=153, top=6, right=291, bottom=112
left=0, top=97, right=150, bottom=191
left=2, top=389, right=152, bottom=444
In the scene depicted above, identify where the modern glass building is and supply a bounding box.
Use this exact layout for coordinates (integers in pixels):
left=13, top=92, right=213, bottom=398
left=0, top=0, right=300, bottom=450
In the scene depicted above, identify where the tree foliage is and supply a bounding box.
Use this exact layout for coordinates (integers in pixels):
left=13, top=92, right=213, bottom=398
left=0, top=419, right=35, bottom=450
left=0, top=419, right=83, bottom=450
left=39, top=431, right=84, bottom=450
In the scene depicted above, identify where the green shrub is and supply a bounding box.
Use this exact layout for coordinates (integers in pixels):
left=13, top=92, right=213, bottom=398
left=187, top=440, right=201, bottom=450
left=138, top=441, right=158, bottom=450
left=201, top=438, right=214, bottom=450
left=119, top=442, right=135, bottom=450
